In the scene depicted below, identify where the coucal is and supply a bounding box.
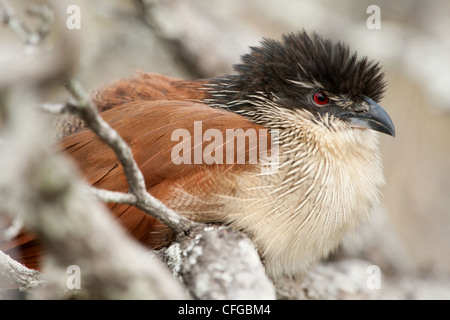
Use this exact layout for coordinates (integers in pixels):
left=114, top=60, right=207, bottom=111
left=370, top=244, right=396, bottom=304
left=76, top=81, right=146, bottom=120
left=1, top=31, right=394, bottom=279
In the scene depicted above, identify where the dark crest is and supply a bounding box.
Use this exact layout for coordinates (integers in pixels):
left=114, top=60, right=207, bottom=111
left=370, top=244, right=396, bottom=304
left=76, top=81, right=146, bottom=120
left=209, top=31, right=386, bottom=106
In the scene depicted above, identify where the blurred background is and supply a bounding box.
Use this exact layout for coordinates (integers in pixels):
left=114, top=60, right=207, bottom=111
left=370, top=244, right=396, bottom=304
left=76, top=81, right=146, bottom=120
left=1, top=0, right=449, bottom=298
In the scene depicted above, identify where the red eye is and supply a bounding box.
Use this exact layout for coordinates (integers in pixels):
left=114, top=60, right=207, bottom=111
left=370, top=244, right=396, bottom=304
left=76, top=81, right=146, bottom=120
left=313, top=91, right=329, bottom=106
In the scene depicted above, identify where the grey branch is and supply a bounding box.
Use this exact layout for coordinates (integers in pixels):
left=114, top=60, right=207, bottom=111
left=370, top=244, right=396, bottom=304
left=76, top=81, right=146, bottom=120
left=1, top=217, right=23, bottom=241
left=88, top=187, right=138, bottom=205
left=0, top=250, right=44, bottom=291
left=62, top=79, right=200, bottom=234
left=161, top=226, right=276, bottom=299
left=0, top=0, right=53, bottom=45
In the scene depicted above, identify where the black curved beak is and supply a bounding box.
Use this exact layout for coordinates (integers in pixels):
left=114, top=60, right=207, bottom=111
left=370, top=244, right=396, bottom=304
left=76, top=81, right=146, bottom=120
left=342, top=96, right=395, bottom=137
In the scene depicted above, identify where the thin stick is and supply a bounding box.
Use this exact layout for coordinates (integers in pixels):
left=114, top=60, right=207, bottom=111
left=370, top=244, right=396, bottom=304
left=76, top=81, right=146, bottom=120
left=63, top=79, right=199, bottom=233
left=0, top=0, right=52, bottom=45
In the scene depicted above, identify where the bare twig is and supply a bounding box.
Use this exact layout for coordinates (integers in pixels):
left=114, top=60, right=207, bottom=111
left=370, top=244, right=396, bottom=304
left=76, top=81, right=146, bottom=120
left=1, top=217, right=23, bottom=241
left=0, top=0, right=79, bottom=88
left=161, top=226, right=276, bottom=299
left=132, top=0, right=211, bottom=78
left=27, top=5, right=54, bottom=40
left=39, top=94, right=200, bottom=233
left=0, top=250, right=43, bottom=291
left=88, top=187, right=138, bottom=205
left=39, top=102, right=68, bottom=114
left=63, top=79, right=200, bottom=234
left=0, top=0, right=52, bottom=46
left=0, top=0, right=35, bottom=44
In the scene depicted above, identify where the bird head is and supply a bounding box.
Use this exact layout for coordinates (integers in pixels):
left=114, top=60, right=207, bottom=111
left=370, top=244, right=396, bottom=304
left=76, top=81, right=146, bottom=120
left=207, top=31, right=395, bottom=138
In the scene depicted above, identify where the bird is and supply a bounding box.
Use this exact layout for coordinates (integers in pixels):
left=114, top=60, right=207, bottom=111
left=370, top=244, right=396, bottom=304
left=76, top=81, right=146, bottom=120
left=1, top=31, right=395, bottom=280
